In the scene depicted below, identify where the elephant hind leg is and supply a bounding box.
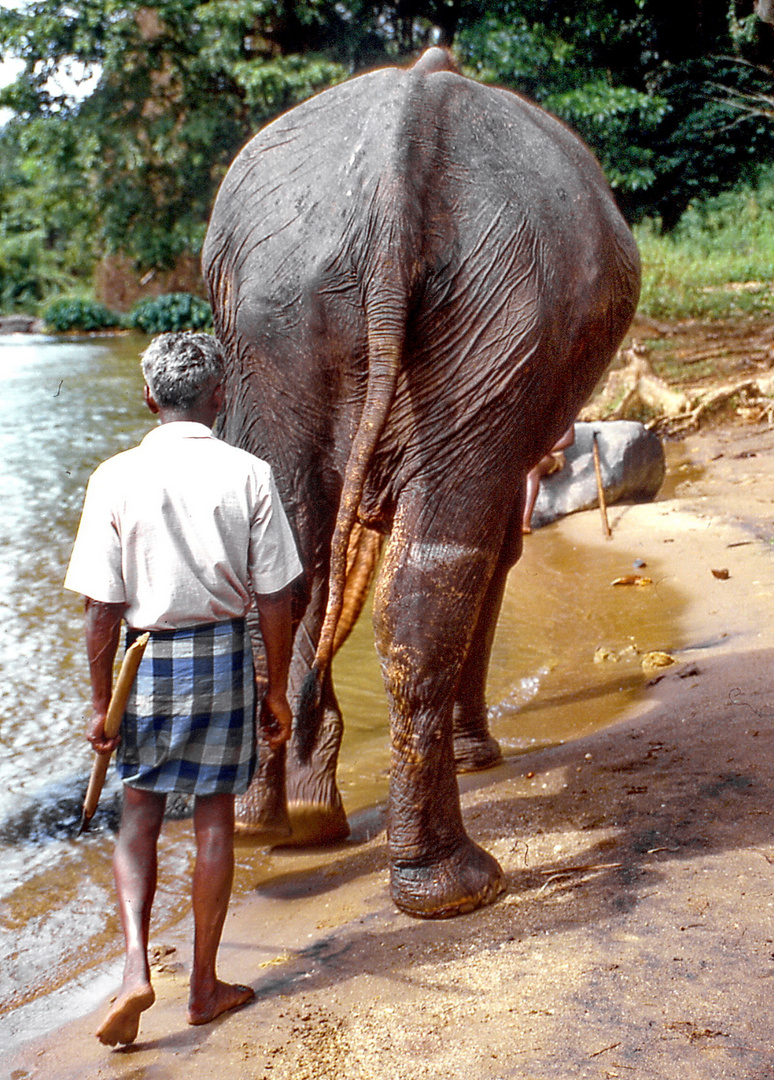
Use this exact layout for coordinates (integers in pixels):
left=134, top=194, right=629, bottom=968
left=452, top=553, right=508, bottom=773
left=284, top=666, right=351, bottom=846
left=237, top=585, right=350, bottom=847
left=374, top=522, right=507, bottom=918
left=453, top=498, right=524, bottom=773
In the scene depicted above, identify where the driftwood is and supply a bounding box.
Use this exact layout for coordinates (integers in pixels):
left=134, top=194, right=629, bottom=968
left=582, top=343, right=774, bottom=435
left=581, top=346, right=687, bottom=426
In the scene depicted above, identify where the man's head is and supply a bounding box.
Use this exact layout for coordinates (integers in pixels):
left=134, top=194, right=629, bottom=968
left=141, top=332, right=225, bottom=412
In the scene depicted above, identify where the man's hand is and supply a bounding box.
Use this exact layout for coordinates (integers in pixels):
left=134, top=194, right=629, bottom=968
left=83, top=597, right=127, bottom=753
left=259, top=689, right=292, bottom=749
left=87, top=709, right=121, bottom=756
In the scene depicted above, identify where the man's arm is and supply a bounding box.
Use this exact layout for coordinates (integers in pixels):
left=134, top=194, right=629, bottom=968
left=253, top=586, right=294, bottom=749
left=84, top=597, right=128, bottom=755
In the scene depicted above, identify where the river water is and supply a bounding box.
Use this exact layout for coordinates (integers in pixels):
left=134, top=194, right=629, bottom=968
left=0, top=334, right=680, bottom=1029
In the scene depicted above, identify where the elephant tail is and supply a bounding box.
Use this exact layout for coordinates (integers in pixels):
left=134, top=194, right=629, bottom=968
left=295, top=523, right=385, bottom=761
left=332, top=522, right=385, bottom=655
left=296, top=292, right=406, bottom=745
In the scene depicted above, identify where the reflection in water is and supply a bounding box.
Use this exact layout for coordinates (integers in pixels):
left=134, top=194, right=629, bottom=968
left=0, top=334, right=680, bottom=1023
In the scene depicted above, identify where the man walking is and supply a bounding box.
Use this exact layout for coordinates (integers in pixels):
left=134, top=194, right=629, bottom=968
left=65, top=332, right=302, bottom=1046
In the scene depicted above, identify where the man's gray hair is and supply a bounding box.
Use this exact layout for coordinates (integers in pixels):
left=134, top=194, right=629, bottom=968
left=141, top=332, right=226, bottom=409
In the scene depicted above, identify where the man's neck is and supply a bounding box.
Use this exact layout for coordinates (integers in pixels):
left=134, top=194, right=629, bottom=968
left=156, top=409, right=214, bottom=427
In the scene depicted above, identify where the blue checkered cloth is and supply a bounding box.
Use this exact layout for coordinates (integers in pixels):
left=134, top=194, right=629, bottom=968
left=117, top=618, right=257, bottom=796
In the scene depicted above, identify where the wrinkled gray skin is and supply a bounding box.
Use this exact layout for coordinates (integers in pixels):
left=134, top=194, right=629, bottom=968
left=203, top=48, right=640, bottom=918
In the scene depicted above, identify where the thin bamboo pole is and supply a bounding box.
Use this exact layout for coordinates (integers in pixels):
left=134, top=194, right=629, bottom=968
left=592, top=432, right=612, bottom=539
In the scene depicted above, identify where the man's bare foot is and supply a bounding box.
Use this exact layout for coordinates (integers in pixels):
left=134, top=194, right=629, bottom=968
left=96, top=982, right=155, bottom=1046
left=187, top=980, right=254, bottom=1026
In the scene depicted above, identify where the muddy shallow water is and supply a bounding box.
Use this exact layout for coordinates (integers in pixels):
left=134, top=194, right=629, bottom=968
left=0, top=333, right=684, bottom=1021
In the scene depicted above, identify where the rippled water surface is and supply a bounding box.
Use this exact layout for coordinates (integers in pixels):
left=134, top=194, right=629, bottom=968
left=0, top=334, right=682, bottom=1022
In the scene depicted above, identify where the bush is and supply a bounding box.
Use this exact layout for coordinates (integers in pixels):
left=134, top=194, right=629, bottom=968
left=126, top=293, right=213, bottom=334
left=43, top=297, right=122, bottom=332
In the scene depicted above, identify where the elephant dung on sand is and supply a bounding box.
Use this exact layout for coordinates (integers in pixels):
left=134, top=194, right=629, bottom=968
left=203, top=47, right=641, bottom=919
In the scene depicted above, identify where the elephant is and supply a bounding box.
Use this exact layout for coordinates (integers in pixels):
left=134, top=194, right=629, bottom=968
left=202, top=46, right=640, bottom=918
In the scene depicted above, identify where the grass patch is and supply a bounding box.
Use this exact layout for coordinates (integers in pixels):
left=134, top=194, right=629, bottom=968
left=636, top=169, right=774, bottom=321
left=651, top=356, right=720, bottom=383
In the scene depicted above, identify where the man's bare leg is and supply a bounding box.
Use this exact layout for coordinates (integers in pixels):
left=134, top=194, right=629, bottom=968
left=187, top=793, right=254, bottom=1025
left=96, top=786, right=165, bottom=1046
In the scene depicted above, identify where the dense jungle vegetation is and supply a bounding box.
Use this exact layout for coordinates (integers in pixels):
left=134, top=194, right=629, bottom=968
left=1, top=0, right=773, bottom=319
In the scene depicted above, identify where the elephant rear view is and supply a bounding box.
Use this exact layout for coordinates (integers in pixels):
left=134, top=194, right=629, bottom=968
left=203, top=47, right=640, bottom=919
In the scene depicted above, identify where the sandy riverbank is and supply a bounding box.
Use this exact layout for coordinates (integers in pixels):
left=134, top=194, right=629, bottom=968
left=8, top=422, right=774, bottom=1079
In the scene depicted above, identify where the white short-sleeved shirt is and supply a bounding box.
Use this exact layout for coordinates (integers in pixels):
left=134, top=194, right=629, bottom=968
left=64, top=422, right=303, bottom=630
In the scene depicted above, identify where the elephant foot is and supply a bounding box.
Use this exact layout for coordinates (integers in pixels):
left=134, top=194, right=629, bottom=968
left=235, top=742, right=290, bottom=841
left=234, top=819, right=292, bottom=843
left=453, top=732, right=503, bottom=774
left=272, top=801, right=351, bottom=848
left=234, top=798, right=292, bottom=843
left=390, top=839, right=506, bottom=919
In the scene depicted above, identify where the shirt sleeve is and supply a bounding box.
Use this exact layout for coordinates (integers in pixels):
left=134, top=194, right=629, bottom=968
left=63, top=465, right=127, bottom=603
left=248, top=467, right=303, bottom=595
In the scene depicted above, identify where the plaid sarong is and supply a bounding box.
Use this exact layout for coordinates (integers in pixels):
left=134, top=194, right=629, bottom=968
left=117, top=618, right=256, bottom=796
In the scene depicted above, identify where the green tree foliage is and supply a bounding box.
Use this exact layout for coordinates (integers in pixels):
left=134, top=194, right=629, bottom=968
left=0, top=0, right=773, bottom=298
left=456, top=1, right=774, bottom=225
left=0, top=1, right=349, bottom=273
left=0, top=114, right=98, bottom=309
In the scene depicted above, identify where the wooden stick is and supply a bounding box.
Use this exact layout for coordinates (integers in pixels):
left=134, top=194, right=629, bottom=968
left=592, top=432, right=612, bottom=539
left=78, top=632, right=150, bottom=834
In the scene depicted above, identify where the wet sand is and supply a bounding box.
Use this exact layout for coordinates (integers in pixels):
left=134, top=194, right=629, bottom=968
left=7, top=422, right=774, bottom=1079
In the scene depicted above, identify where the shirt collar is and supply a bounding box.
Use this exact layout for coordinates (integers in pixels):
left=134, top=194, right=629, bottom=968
left=141, top=421, right=216, bottom=445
